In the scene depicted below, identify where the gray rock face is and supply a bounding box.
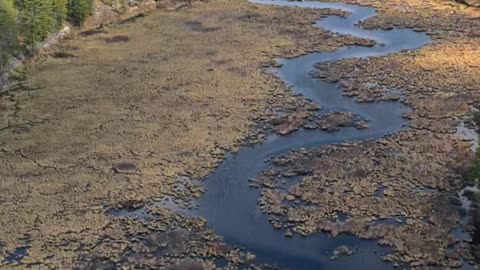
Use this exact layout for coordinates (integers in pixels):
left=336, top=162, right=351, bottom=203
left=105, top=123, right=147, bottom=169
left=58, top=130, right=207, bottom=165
left=0, top=72, right=7, bottom=93
left=331, top=245, right=354, bottom=260
left=0, top=57, right=23, bottom=93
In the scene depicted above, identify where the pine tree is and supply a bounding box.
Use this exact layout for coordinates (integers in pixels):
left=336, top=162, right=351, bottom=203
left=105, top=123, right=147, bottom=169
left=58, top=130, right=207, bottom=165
left=14, top=0, right=56, bottom=48
left=470, top=140, right=480, bottom=185
left=52, top=0, right=68, bottom=29
left=0, top=0, right=18, bottom=69
left=67, top=0, right=92, bottom=26
left=1, top=0, right=93, bottom=64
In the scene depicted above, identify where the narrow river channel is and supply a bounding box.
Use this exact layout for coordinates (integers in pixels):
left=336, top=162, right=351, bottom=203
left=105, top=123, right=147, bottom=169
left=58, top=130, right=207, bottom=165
left=109, top=0, right=439, bottom=268
left=198, top=0, right=431, bottom=269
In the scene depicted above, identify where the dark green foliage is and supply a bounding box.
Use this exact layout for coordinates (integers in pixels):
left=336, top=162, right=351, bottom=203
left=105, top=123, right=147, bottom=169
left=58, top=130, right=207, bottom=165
left=0, top=0, right=93, bottom=81
left=52, top=0, right=68, bottom=28
left=0, top=0, right=92, bottom=61
left=14, top=0, right=71, bottom=46
left=67, top=0, right=92, bottom=26
left=469, top=137, right=480, bottom=185
left=470, top=112, right=480, bottom=185
left=473, top=111, right=480, bottom=127
left=14, top=0, right=56, bottom=47
left=0, top=0, right=18, bottom=68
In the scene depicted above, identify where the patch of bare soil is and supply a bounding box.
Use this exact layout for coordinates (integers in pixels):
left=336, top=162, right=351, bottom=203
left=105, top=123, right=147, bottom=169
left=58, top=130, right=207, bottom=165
left=105, top=35, right=131, bottom=43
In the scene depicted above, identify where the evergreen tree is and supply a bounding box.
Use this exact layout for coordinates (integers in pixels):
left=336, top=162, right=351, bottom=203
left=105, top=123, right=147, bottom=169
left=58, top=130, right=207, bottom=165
left=14, top=0, right=56, bottom=48
left=67, top=0, right=92, bottom=26
left=1, top=0, right=93, bottom=65
left=470, top=140, right=480, bottom=185
left=52, top=0, right=68, bottom=29
left=0, top=0, right=18, bottom=69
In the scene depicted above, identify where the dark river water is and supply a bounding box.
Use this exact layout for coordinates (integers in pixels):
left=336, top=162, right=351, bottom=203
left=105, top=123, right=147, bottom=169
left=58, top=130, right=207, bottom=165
left=197, top=0, right=431, bottom=269
left=107, top=0, right=450, bottom=269
left=3, top=0, right=475, bottom=268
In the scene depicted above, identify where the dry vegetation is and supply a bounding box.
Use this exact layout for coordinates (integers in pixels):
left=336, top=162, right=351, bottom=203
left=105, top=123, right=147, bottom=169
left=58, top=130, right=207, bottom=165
left=0, top=0, right=479, bottom=268
left=253, top=0, right=480, bottom=268
left=0, top=0, right=370, bottom=268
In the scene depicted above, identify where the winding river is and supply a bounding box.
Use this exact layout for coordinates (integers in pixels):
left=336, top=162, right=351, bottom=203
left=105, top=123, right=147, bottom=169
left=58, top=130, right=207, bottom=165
left=197, top=0, right=431, bottom=269
left=108, top=0, right=435, bottom=268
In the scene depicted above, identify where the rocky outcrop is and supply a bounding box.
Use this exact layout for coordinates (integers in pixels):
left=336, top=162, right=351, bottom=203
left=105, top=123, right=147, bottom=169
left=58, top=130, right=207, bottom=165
left=84, top=0, right=157, bottom=27
left=0, top=25, right=70, bottom=93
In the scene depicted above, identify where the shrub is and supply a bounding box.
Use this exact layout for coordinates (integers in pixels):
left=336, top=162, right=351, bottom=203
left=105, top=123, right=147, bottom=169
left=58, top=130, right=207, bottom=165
left=67, top=0, right=93, bottom=26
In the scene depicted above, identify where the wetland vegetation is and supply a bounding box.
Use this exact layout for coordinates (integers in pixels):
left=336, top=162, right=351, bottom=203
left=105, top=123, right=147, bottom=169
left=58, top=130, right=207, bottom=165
left=0, top=0, right=479, bottom=269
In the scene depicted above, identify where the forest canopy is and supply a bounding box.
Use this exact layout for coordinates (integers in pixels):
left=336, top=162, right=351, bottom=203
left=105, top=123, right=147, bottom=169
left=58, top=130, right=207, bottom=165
left=0, top=0, right=92, bottom=68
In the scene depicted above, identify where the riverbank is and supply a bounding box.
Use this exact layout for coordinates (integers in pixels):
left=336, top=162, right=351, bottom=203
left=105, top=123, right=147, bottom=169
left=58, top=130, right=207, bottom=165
left=251, top=0, right=480, bottom=268
left=0, top=0, right=372, bottom=268
left=201, top=0, right=480, bottom=269
left=0, top=0, right=479, bottom=268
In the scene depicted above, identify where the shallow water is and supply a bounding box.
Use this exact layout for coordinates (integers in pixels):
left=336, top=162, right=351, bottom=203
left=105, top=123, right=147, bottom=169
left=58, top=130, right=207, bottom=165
left=195, top=1, right=433, bottom=269
left=107, top=0, right=468, bottom=269
left=1, top=239, right=30, bottom=265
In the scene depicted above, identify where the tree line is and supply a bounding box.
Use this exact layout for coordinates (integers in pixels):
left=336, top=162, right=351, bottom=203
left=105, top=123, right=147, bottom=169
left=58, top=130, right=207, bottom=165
left=0, top=0, right=92, bottom=69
